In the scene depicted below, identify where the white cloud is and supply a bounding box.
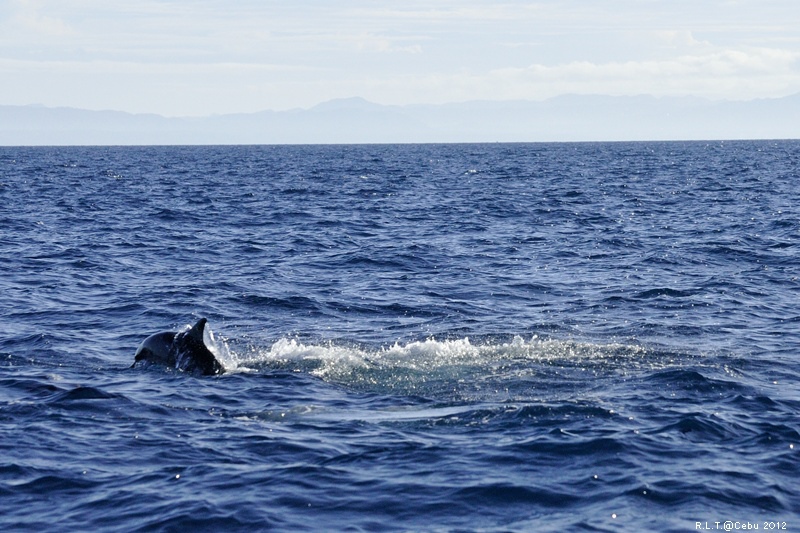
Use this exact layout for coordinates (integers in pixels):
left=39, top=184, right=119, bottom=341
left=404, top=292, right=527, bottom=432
left=5, top=0, right=75, bottom=37
left=1, top=1, right=799, bottom=114
left=478, top=46, right=800, bottom=99
left=653, top=30, right=711, bottom=50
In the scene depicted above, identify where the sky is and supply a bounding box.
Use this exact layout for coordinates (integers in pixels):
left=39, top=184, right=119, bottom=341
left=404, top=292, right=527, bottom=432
left=1, top=0, right=799, bottom=117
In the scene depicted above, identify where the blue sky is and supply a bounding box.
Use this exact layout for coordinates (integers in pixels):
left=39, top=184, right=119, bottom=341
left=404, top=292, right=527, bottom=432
left=1, top=0, right=799, bottom=116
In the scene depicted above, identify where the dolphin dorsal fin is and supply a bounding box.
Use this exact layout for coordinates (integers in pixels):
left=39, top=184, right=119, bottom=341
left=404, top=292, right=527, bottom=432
left=187, top=318, right=208, bottom=342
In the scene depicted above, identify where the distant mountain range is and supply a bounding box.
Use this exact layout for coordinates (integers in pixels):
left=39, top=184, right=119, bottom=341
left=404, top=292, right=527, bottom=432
left=1, top=94, right=799, bottom=145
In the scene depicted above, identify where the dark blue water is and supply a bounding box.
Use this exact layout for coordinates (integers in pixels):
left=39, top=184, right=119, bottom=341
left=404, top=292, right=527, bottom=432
left=1, top=142, right=799, bottom=531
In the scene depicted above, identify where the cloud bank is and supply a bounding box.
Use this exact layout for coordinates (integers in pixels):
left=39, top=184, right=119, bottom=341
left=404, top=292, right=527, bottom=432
left=0, top=1, right=798, bottom=116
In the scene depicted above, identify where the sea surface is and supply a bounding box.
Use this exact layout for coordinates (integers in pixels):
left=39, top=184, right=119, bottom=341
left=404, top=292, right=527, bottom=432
left=1, top=141, right=799, bottom=532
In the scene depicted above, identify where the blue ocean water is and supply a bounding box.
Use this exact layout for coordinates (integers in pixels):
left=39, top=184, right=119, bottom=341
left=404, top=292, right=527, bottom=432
left=1, top=141, right=798, bottom=531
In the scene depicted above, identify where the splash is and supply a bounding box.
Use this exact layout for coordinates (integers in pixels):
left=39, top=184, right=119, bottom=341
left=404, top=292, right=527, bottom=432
left=201, top=322, right=237, bottom=372
left=232, top=334, right=650, bottom=399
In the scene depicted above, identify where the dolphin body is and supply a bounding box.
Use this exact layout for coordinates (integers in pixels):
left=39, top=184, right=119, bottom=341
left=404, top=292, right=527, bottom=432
left=133, top=318, right=225, bottom=375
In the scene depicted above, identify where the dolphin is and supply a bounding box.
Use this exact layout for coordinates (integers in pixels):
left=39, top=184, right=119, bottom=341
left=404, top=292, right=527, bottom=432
left=132, top=318, right=225, bottom=375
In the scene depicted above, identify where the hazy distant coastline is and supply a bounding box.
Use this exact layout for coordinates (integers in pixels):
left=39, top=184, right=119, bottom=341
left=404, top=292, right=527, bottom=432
left=2, top=93, right=798, bottom=145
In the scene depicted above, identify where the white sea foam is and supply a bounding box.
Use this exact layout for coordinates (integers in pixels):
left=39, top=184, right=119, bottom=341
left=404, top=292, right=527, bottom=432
left=247, top=335, right=646, bottom=368
left=229, top=334, right=650, bottom=396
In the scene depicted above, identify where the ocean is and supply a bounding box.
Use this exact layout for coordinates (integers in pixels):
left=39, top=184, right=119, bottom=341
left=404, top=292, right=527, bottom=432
left=1, top=141, right=798, bottom=531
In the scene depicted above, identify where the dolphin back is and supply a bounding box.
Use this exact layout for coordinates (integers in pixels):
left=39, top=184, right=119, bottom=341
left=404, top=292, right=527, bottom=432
left=134, top=331, right=177, bottom=367
left=132, top=318, right=225, bottom=375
